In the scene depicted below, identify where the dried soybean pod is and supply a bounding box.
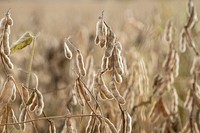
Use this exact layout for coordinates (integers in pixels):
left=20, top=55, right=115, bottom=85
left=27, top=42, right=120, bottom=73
left=98, top=75, right=113, bottom=99
left=29, top=97, right=37, bottom=112
left=26, top=91, right=36, bottom=106
left=174, top=52, right=179, bottom=77
left=0, top=78, right=14, bottom=103
left=64, top=41, right=72, bottom=60
left=104, top=118, right=118, bottom=133
left=62, top=109, right=77, bottom=133
left=107, top=28, right=116, bottom=44
left=3, top=32, right=10, bottom=55
left=108, top=56, right=113, bottom=70
left=114, top=70, right=123, bottom=84
left=171, top=88, right=178, bottom=113
left=184, top=89, right=193, bottom=111
left=71, top=89, right=78, bottom=106
left=114, top=54, right=124, bottom=75
left=104, top=42, right=114, bottom=58
left=1, top=52, right=13, bottom=69
left=77, top=79, right=91, bottom=102
left=35, top=88, right=44, bottom=116
left=19, top=107, right=27, bottom=131
left=11, top=82, right=16, bottom=102
left=126, top=112, right=132, bottom=133
left=179, top=29, right=187, bottom=53
left=187, top=0, right=198, bottom=29
left=101, top=56, right=108, bottom=71
left=95, top=17, right=107, bottom=47
left=49, top=121, right=56, bottom=133
left=164, top=20, right=173, bottom=43
left=110, top=82, right=125, bottom=104
left=74, top=81, right=85, bottom=106
left=7, top=13, right=13, bottom=26
left=76, top=49, right=86, bottom=76
left=99, top=91, right=108, bottom=100
left=115, top=41, right=122, bottom=51
left=85, top=113, right=95, bottom=133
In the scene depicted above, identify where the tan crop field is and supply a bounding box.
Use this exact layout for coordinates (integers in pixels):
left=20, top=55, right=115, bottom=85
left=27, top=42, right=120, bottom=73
left=1, top=0, right=200, bottom=132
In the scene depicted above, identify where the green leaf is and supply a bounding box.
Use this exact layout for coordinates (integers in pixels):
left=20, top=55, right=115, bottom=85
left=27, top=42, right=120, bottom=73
left=10, top=32, right=33, bottom=54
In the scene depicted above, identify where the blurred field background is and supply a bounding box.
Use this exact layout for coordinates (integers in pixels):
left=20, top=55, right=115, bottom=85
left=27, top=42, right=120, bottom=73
left=1, top=0, right=200, bottom=132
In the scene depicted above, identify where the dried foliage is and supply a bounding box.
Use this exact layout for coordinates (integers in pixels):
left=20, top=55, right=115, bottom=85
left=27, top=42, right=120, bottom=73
left=1, top=0, right=200, bottom=132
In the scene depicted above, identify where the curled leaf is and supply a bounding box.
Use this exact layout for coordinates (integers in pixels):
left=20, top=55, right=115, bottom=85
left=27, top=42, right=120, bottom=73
left=10, top=32, right=33, bottom=54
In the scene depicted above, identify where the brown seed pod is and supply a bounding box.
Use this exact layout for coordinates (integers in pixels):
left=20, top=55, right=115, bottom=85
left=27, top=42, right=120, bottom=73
left=29, top=97, right=37, bottom=112
left=1, top=52, right=13, bottom=69
left=164, top=20, right=173, bottom=43
left=3, top=32, right=10, bottom=55
left=106, top=28, right=116, bottom=44
left=49, top=121, right=56, bottom=133
left=125, top=112, right=132, bottom=133
left=76, top=50, right=86, bottom=76
left=101, top=56, right=108, bottom=71
left=74, top=81, right=85, bottom=106
left=35, top=88, right=44, bottom=116
left=113, top=48, right=124, bottom=75
left=77, top=79, right=91, bottom=102
left=115, top=41, right=122, bottom=52
left=70, top=89, right=78, bottom=106
left=85, top=113, right=95, bottom=133
left=110, top=81, right=125, bottom=104
left=171, top=88, right=178, bottom=113
left=179, top=29, right=187, bottom=53
left=7, top=13, right=13, bottom=26
left=0, top=78, right=14, bottom=103
left=104, top=42, right=114, bottom=58
left=19, top=107, right=27, bottom=131
left=99, top=91, right=108, bottom=100
left=98, top=74, right=113, bottom=99
left=114, top=70, right=123, bottom=84
left=184, top=89, right=193, bottom=112
left=108, top=56, right=113, bottom=70
left=95, top=18, right=107, bottom=47
left=64, top=41, right=72, bottom=60
left=174, top=52, right=180, bottom=78
left=61, top=109, right=77, bottom=133
left=186, top=0, right=198, bottom=29
left=162, top=49, right=176, bottom=73
left=26, top=91, right=36, bottom=106
left=10, top=83, right=16, bottom=102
